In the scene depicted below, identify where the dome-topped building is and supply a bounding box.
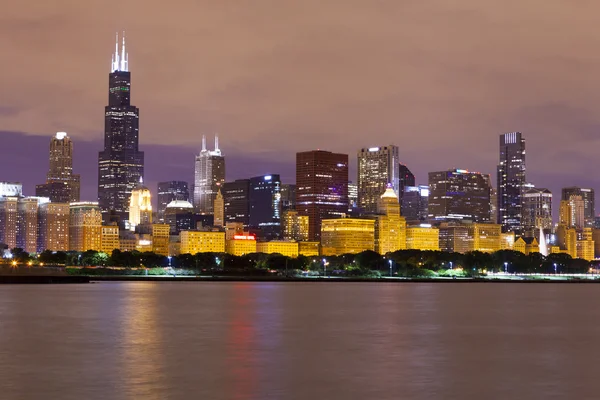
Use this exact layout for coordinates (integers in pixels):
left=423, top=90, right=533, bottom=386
left=129, top=177, right=152, bottom=230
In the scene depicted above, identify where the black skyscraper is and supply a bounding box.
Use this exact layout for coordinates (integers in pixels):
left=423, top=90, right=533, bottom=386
left=497, top=132, right=526, bottom=234
left=98, top=33, right=144, bottom=223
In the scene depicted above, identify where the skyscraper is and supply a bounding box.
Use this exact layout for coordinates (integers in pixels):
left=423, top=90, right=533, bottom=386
left=280, top=184, right=296, bottom=211
left=128, top=178, right=152, bottom=230
left=375, top=186, right=406, bottom=254
left=522, top=188, right=552, bottom=234
left=98, top=33, right=144, bottom=224
left=193, top=135, right=225, bottom=214
left=157, top=181, right=189, bottom=222
left=497, top=132, right=526, bottom=234
left=401, top=185, right=429, bottom=222
left=249, top=174, right=282, bottom=239
left=38, top=202, right=70, bottom=252
left=562, top=187, right=595, bottom=228
left=69, top=202, right=102, bottom=252
left=296, top=150, right=348, bottom=240
left=398, top=163, right=415, bottom=203
left=222, top=179, right=250, bottom=226
left=357, top=146, right=399, bottom=213
left=36, top=132, right=80, bottom=203
left=428, top=169, right=491, bottom=223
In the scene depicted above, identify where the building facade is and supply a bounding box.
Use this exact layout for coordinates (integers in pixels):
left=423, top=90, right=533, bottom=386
left=375, top=187, right=406, bottom=254
left=249, top=174, right=282, bottom=239
left=405, top=226, right=440, bottom=251
left=522, top=188, right=552, bottom=235
left=128, top=178, right=152, bottom=230
left=36, top=132, right=81, bottom=203
left=193, top=135, right=225, bottom=214
left=38, top=202, right=70, bottom=252
left=157, top=181, right=189, bottom=222
left=497, top=132, right=526, bottom=234
left=321, top=218, right=375, bottom=256
left=401, top=185, right=429, bottom=222
left=282, top=210, right=309, bottom=242
left=180, top=231, right=226, bottom=255
left=562, top=187, right=595, bottom=228
left=296, top=150, right=348, bottom=240
left=69, top=202, right=102, bottom=252
left=222, top=179, right=250, bottom=226
left=357, top=146, right=400, bottom=213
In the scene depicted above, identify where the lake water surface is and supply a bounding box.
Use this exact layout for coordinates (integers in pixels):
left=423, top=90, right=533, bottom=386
left=0, top=282, right=598, bottom=400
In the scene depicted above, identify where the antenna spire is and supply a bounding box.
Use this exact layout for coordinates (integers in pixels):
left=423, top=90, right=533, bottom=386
left=202, top=135, right=207, bottom=151
left=111, top=31, right=129, bottom=72
left=215, top=134, right=219, bottom=151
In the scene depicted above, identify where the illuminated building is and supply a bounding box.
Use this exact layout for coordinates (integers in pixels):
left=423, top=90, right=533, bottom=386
left=401, top=185, right=429, bottom=222
left=98, top=33, right=144, bottom=224
left=299, top=241, right=320, bottom=257
left=180, top=231, right=226, bottom=255
left=560, top=195, right=585, bottom=230
left=0, top=196, right=18, bottom=248
left=165, top=200, right=195, bottom=234
left=101, top=225, right=120, bottom=254
left=280, top=184, right=296, bottom=211
left=296, top=150, right=348, bottom=240
left=490, top=188, right=498, bottom=225
left=428, top=169, right=491, bottom=223
left=522, top=188, right=552, bottom=236
left=405, top=226, right=440, bottom=251
left=438, top=224, right=471, bottom=253
left=193, top=135, right=225, bottom=214
left=119, top=234, right=137, bottom=252
left=375, top=186, right=406, bottom=254
left=157, top=181, right=189, bottom=222
left=0, top=182, right=22, bottom=197
left=222, top=179, right=250, bottom=226
left=38, top=202, right=70, bottom=252
left=562, top=187, right=595, bottom=228
left=398, top=163, right=415, bottom=203
left=128, top=178, right=152, bottom=230
left=136, top=235, right=153, bottom=253
left=576, top=228, right=595, bottom=261
left=513, top=237, right=539, bottom=255
left=152, top=224, right=170, bottom=256
left=357, top=146, right=399, bottom=213
left=320, top=218, right=375, bottom=256
left=17, top=197, right=41, bottom=253
left=282, top=210, right=309, bottom=242
left=35, top=132, right=80, bottom=203
left=471, top=223, right=502, bottom=253
left=555, top=225, right=577, bottom=258
left=69, top=202, right=102, bottom=251
left=249, top=174, right=281, bottom=239
left=497, top=132, right=526, bottom=234
left=501, top=232, right=515, bottom=250
left=257, top=241, right=299, bottom=257
left=213, top=189, right=224, bottom=227
left=348, top=182, right=358, bottom=213
left=226, top=234, right=257, bottom=256
left=592, top=229, right=600, bottom=259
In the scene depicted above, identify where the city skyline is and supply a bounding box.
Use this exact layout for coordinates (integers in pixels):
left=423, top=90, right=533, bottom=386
left=3, top=2, right=600, bottom=218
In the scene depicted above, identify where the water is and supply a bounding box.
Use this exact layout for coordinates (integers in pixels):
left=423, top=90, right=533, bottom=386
left=0, top=282, right=599, bottom=400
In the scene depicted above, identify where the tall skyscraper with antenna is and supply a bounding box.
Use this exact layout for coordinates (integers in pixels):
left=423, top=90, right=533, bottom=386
left=98, top=32, right=144, bottom=223
left=193, top=135, right=225, bottom=214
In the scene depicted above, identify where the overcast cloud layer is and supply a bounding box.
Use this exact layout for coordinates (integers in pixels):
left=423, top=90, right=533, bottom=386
left=2, top=1, right=600, bottom=208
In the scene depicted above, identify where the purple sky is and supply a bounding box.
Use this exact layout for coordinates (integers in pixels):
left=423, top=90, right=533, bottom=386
left=2, top=1, right=600, bottom=213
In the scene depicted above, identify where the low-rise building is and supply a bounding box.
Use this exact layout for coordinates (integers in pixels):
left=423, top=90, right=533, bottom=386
left=320, top=218, right=375, bottom=256
left=180, top=231, right=226, bottom=255
left=257, top=241, right=299, bottom=257
left=298, top=241, right=320, bottom=257
left=406, top=226, right=439, bottom=251
left=226, top=234, right=257, bottom=256
left=101, top=225, right=120, bottom=255
left=513, top=237, right=539, bottom=255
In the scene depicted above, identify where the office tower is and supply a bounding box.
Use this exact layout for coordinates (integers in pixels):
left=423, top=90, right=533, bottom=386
left=296, top=150, right=348, bottom=240
left=490, top=188, right=498, bottom=225
left=36, top=132, right=81, bottom=203
left=438, top=224, right=472, bottom=253
left=0, top=196, right=18, bottom=248
left=249, top=174, right=281, bottom=239
left=280, top=184, right=296, bottom=211
left=347, top=182, right=358, bottom=214
left=282, top=210, right=309, bottom=241
left=151, top=224, right=170, bottom=256
left=321, top=218, right=375, bottom=256
left=398, top=163, right=415, bottom=202
left=562, top=187, right=595, bottom=227
left=69, top=202, right=102, bottom=251
left=497, top=132, right=526, bottom=234
left=221, top=179, right=250, bottom=226
left=405, top=226, right=440, bottom=250
left=16, top=197, right=40, bottom=253
left=157, top=181, right=189, bottom=222
left=180, top=231, right=226, bottom=255
left=38, top=202, right=70, bottom=252
left=98, top=33, right=144, bottom=224
left=522, top=188, right=552, bottom=234
left=213, top=189, right=224, bottom=227
left=101, top=225, right=120, bottom=254
left=401, top=185, right=429, bottom=222
left=164, top=200, right=195, bottom=234
left=193, top=135, right=225, bottom=214
left=357, top=146, right=400, bottom=213
left=428, top=169, right=491, bottom=223
left=128, top=178, right=152, bottom=230
left=376, top=186, right=406, bottom=254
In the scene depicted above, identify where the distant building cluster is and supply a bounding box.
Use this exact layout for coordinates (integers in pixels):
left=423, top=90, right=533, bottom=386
left=1, top=35, right=598, bottom=262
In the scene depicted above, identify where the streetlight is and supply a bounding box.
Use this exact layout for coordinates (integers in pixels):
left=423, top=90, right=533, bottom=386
left=388, top=259, right=393, bottom=277
left=168, top=256, right=172, bottom=267
left=554, top=263, right=557, bottom=275
left=504, top=262, right=508, bottom=274
left=322, top=258, right=327, bottom=277
left=450, top=261, right=453, bottom=270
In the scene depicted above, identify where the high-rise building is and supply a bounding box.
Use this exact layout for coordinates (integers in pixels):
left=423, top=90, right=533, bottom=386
left=375, top=186, right=406, bottom=254
left=36, top=132, right=81, bottom=203
left=0, top=196, right=18, bottom=249
left=357, top=146, right=400, bottom=213
left=69, top=202, right=102, bottom=252
left=98, top=33, right=144, bottom=224
left=321, top=218, right=375, bottom=256
left=157, top=181, right=189, bottom=222
left=38, top=202, right=70, bottom=252
left=282, top=210, right=309, bottom=242
left=151, top=224, right=170, bottom=256
left=401, top=185, right=429, bottom=222
left=213, top=189, right=224, bottom=227
left=562, top=187, right=595, bottom=228
left=101, top=225, right=120, bottom=255
left=398, top=163, right=415, bottom=203
left=428, top=169, right=491, bottom=223
left=164, top=200, right=195, bottom=234
left=438, top=224, right=471, bottom=253
left=296, top=150, right=348, bottom=240
left=522, top=188, right=552, bottom=235
left=348, top=182, right=358, bottom=213
left=193, top=135, right=225, bottom=214
left=222, top=179, right=250, bottom=226
left=280, top=184, right=296, bottom=211
left=128, top=178, right=152, bottom=230
left=497, top=132, right=526, bottom=234
left=249, top=174, right=281, bottom=239
left=16, top=197, right=40, bottom=253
